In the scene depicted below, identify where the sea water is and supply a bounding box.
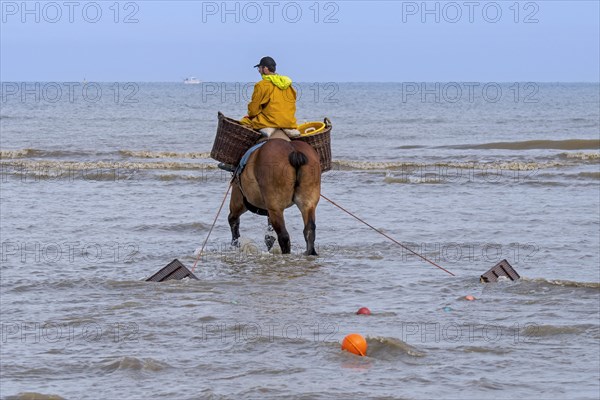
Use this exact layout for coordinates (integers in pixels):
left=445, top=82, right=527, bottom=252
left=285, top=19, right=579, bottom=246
left=1, top=82, right=599, bottom=399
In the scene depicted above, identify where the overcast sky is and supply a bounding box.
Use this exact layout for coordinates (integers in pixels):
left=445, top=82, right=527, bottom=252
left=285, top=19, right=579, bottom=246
left=1, top=1, right=599, bottom=82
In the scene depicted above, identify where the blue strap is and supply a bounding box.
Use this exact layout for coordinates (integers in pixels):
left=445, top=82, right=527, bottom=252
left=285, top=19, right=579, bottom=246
left=234, top=141, right=266, bottom=177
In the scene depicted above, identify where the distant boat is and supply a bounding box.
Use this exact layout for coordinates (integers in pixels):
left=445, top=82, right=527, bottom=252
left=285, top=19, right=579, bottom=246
left=183, top=77, right=201, bottom=84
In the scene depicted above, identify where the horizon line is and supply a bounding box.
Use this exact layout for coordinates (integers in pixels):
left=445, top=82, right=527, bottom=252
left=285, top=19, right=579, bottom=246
left=1, top=80, right=599, bottom=84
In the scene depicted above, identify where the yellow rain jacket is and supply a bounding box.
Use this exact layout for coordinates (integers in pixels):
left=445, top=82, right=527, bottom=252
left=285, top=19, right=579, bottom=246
left=241, top=74, right=298, bottom=130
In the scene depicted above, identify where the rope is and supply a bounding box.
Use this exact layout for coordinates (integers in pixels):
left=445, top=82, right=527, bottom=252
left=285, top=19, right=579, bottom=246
left=191, top=183, right=232, bottom=273
left=320, top=193, right=455, bottom=276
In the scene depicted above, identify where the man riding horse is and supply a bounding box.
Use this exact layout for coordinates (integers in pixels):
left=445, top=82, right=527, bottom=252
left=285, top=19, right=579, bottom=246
left=222, top=57, right=321, bottom=255
left=218, top=56, right=300, bottom=172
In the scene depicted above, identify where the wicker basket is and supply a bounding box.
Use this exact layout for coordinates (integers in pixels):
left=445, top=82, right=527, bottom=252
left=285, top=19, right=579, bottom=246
left=210, top=112, right=261, bottom=165
left=293, top=117, right=332, bottom=172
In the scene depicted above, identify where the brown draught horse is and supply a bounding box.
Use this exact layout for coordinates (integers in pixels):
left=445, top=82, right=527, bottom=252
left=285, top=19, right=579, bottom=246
left=228, top=134, right=321, bottom=255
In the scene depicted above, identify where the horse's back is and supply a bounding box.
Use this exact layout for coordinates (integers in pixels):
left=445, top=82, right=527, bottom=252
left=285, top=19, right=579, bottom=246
left=259, top=139, right=321, bottom=183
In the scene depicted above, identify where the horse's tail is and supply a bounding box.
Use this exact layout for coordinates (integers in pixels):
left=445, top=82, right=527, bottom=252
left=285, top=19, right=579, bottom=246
left=288, top=150, right=308, bottom=187
left=288, top=150, right=308, bottom=170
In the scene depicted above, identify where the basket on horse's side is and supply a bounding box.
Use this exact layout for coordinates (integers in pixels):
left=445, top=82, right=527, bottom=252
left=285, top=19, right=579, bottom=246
left=292, top=117, right=332, bottom=172
left=210, top=112, right=261, bottom=165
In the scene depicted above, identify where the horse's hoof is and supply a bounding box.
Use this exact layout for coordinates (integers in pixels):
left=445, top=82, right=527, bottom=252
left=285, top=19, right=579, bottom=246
left=304, top=250, right=318, bottom=256
left=231, top=239, right=240, bottom=247
left=264, top=235, right=276, bottom=251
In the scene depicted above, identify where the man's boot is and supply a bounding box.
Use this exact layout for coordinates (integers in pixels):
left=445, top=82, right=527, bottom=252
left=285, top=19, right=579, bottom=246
left=218, top=162, right=236, bottom=172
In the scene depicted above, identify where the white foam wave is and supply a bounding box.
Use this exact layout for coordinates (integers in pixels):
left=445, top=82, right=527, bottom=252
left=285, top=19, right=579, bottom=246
left=120, top=150, right=212, bottom=159
left=334, top=160, right=565, bottom=171
left=1, top=160, right=218, bottom=171
left=0, top=149, right=35, bottom=159
left=562, top=152, right=600, bottom=160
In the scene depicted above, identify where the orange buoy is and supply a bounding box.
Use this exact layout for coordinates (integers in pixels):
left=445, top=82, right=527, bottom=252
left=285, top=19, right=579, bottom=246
left=465, top=295, right=476, bottom=301
left=341, top=333, right=367, bottom=356
left=356, top=307, right=371, bottom=315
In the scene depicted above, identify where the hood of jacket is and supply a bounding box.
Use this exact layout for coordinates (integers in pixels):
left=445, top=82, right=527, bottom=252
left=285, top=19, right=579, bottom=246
left=262, top=74, right=293, bottom=90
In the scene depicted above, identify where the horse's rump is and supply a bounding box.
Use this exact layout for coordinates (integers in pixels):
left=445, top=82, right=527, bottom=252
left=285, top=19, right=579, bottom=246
left=239, top=140, right=318, bottom=208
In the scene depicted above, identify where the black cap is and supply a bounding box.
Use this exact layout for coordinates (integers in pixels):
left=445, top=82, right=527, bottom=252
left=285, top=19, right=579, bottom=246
left=253, top=56, right=276, bottom=69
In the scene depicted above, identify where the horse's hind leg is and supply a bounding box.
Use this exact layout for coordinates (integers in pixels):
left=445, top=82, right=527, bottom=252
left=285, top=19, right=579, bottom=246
left=228, top=185, right=247, bottom=247
left=268, top=210, right=291, bottom=254
left=300, top=206, right=318, bottom=256
left=264, top=218, right=276, bottom=251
